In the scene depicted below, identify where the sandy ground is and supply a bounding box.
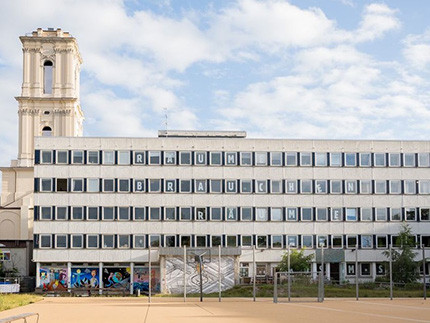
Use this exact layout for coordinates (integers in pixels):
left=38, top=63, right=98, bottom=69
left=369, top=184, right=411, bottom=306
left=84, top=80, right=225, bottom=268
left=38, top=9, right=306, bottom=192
left=0, top=297, right=429, bottom=323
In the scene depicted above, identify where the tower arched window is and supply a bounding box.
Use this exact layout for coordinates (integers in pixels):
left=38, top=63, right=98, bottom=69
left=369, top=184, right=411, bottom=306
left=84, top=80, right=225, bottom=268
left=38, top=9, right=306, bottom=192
left=43, top=60, right=53, bottom=94
left=42, top=126, right=52, bottom=136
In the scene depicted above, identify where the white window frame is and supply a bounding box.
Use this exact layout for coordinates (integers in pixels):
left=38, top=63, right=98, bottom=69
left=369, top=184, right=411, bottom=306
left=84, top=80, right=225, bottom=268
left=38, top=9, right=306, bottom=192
left=330, top=180, right=342, bottom=194
left=118, top=179, right=130, bottom=193
left=255, top=207, right=268, bottom=221
left=87, top=150, right=99, bottom=164
left=270, top=152, right=282, bottom=166
left=148, top=151, right=161, bottom=165
left=389, top=180, right=401, bottom=194
left=102, top=206, right=115, bottom=221
left=255, top=180, right=267, bottom=194
left=345, top=180, right=357, bottom=194
left=134, top=207, right=145, bottom=221
left=240, top=152, right=252, bottom=166
left=225, top=207, right=238, bottom=221
left=226, top=235, right=238, bottom=247
left=87, top=178, right=100, bottom=193
left=194, top=179, right=206, bottom=193
left=344, top=153, right=357, bottom=167
left=240, top=179, right=253, bottom=194
left=40, top=206, right=52, bottom=220
left=375, top=208, right=387, bottom=221
left=102, top=178, right=115, bottom=192
left=270, top=180, right=282, bottom=194
left=315, top=180, right=327, bottom=194
left=179, top=151, right=192, bottom=165
left=102, top=150, right=115, bottom=165
left=300, top=152, right=312, bottom=166
left=118, top=151, right=130, bottom=165
left=374, top=180, right=387, bottom=194
left=41, top=150, right=53, bottom=164
left=301, top=208, right=313, bottom=221
left=315, top=152, right=327, bottom=167
left=240, top=207, right=253, bottom=221
left=418, top=153, right=430, bottom=167
left=359, top=153, right=371, bottom=167
left=56, top=150, right=68, bottom=164
left=117, top=234, right=130, bottom=249
left=255, top=152, right=267, bottom=166
left=270, top=207, right=283, bottom=222
left=71, top=234, right=84, bottom=249
left=40, top=178, right=53, bottom=192
left=55, top=234, right=68, bottom=249
left=164, top=151, right=176, bottom=165
left=360, top=208, right=373, bottom=221
left=405, top=207, right=417, bottom=221
left=271, top=235, right=283, bottom=249
left=287, top=235, right=298, bottom=248
left=195, top=235, right=207, bottom=247
left=118, top=207, right=130, bottom=221
left=210, top=207, right=222, bottom=221
left=359, top=180, right=372, bottom=194
left=317, top=235, right=328, bottom=248
left=331, top=235, right=343, bottom=249
left=225, top=152, right=237, bottom=166
left=376, top=235, right=388, bottom=249
left=194, top=151, right=206, bottom=165
left=316, top=208, right=328, bottom=221
left=285, top=152, right=297, bottom=166
left=165, top=207, right=177, bottom=221
left=346, top=235, right=358, bottom=249
left=71, top=206, right=84, bottom=221
left=225, top=180, right=237, bottom=193
left=373, top=153, right=386, bottom=167
left=210, top=152, right=222, bottom=166
left=102, top=235, right=115, bottom=249
left=211, top=235, right=223, bottom=247
left=149, top=235, right=161, bottom=248
left=301, top=235, right=313, bottom=248
left=286, top=208, right=298, bottom=221
left=403, top=153, right=416, bottom=167
left=241, top=235, right=253, bottom=247
left=195, top=207, right=207, bottom=221
left=179, top=179, right=192, bottom=193
left=419, top=180, right=430, bottom=194
left=72, top=150, right=84, bottom=164
left=165, top=235, right=177, bottom=248
left=86, top=234, right=99, bottom=249
left=148, top=179, right=161, bottom=193
left=345, top=208, right=358, bottom=221
left=330, top=208, right=343, bottom=221
left=389, top=153, right=401, bottom=167
left=149, top=207, right=161, bottom=221
left=71, top=178, right=84, bottom=192
left=179, top=207, right=192, bottom=221
left=210, top=179, right=222, bottom=193
left=134, top=235, right=146, bottom=249
left=300, top=180, right=313, bottom=194
left=285, top=180, right=298, bottom=194
left=390, top=208, right=402, bottom=221
left=39, top=234, right=52, bottom=249
left=134, top=151, right=145, bottom=165
left=329, top=152, right=342, bottom=167
left=361, top=235, right=373, bottom=249
left=256, top=235, right=268, bottom=249
left=87, top=206, right=99, bottom=221
left=420, top=208, right=430, bottom=221
left=55, top=206, right=68, bottom=221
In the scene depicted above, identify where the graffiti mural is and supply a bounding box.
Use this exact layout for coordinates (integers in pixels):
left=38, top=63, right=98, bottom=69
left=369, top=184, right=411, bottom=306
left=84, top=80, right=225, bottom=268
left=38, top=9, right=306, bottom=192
left=71, top=268, right=99, bottom=288
left=133, top=267, right=160, bottom=292
left=102, top=267, right=130, bottom=289
left=165, top=256, right=235, bottom=294
left=39, top=266, right=68, bottom=291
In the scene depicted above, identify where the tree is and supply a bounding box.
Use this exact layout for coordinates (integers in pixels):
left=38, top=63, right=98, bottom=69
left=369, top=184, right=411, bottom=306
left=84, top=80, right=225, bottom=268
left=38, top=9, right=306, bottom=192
left=383, top=223, right=419, bottom=284
left=277, top=249, right=313, bottom=272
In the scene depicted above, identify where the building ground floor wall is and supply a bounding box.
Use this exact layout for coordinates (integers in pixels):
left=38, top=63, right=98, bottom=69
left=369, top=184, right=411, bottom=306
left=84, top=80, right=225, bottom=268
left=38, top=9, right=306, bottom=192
left=34, top=247, right=430, bottom=294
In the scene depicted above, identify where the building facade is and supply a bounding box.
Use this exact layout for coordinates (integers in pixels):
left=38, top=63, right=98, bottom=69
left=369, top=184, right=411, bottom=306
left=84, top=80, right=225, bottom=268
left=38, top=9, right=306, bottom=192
left=0, top=28, right=83, bottom=278
left=32, top=134, right=430, bottom=293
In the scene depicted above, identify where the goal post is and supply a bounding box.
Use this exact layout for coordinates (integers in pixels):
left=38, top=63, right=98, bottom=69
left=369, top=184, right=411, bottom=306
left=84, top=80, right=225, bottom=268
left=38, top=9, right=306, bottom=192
left=273, top=270, right=323, bottom=303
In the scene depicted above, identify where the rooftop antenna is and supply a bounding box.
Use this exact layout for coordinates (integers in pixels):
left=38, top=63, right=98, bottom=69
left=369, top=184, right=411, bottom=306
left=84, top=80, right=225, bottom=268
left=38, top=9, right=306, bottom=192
left=163, top=107, right=168, bottom=137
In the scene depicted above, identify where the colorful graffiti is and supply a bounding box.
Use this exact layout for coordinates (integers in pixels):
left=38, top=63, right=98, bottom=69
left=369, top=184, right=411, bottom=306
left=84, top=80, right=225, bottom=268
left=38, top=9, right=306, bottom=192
left=39, top=267, right=68, bottom=291
left=71, top=268, right=99, bottom=288
left=102, top=267, right=130, bottom=289
left=133, top=267, right=160, bottom=292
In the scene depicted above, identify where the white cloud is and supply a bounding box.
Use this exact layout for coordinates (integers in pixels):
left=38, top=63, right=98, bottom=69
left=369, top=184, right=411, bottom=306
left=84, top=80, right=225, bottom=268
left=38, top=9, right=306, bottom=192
left=403, top=29, right=430, bottom=69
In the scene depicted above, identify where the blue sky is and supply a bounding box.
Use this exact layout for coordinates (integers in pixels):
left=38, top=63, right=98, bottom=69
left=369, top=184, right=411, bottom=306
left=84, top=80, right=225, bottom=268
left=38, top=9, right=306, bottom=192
left=0, top=0, right=430, bottom=166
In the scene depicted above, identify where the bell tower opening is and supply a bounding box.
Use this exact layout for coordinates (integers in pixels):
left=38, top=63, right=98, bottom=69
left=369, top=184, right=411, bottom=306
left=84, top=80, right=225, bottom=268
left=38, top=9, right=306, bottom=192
left=42, top=126, right=52, bottom=137
left=43, top=60, right=53, bottom=94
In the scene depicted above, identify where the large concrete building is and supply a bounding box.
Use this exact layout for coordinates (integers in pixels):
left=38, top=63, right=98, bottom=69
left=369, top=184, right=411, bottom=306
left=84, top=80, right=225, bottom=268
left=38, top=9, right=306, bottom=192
left=2, top=29, right=430, bottom=294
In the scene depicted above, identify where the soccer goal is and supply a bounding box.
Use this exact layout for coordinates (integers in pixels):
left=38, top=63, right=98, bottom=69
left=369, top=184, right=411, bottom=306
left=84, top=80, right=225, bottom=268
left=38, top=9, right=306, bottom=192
left=273, top=271, right=324, bottom=303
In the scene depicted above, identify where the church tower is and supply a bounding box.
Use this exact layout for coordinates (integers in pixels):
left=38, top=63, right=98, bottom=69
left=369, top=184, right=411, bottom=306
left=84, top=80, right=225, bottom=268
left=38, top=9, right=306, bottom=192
left=0, top=29, right=83, bottom=276
left=16, top=28, right=84, bottom=167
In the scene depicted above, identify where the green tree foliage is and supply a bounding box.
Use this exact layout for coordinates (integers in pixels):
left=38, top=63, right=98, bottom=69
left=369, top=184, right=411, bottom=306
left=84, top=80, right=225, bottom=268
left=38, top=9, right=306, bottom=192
left=277, top=249, right=313, bottom=272
left=383, top=223, right=419, bottom=284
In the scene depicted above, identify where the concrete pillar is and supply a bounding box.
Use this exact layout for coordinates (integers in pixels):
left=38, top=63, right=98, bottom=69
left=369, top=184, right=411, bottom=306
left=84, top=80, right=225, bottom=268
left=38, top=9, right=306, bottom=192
left=326, top=263, right=330, bottom=281
left=99, top=262, right=103, bottom=294
left=67, top=262, right=72, bottom=291
left=312, top=262, right=317, bottom=280
left=340, top=262, right=346, bottom=284
left=371, top=262, right=377, bottom=282
left=36, top=262, right=40, bottom=288
left=130, top=262, right=134, bottom=295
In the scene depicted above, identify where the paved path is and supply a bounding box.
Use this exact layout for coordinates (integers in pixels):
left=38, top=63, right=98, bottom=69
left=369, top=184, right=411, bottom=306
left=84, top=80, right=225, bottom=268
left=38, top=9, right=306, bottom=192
left=0, top=297, right=429, bottom=322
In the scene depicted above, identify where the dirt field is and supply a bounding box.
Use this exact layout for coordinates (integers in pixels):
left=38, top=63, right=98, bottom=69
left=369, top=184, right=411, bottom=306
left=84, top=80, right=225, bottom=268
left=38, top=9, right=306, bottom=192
left=0, top=297, right=429, bottom=323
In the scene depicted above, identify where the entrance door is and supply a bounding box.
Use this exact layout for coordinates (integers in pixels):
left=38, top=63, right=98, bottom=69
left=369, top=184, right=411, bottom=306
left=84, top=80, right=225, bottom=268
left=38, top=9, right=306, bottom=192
left=330, top=263, right=340, bottom=283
